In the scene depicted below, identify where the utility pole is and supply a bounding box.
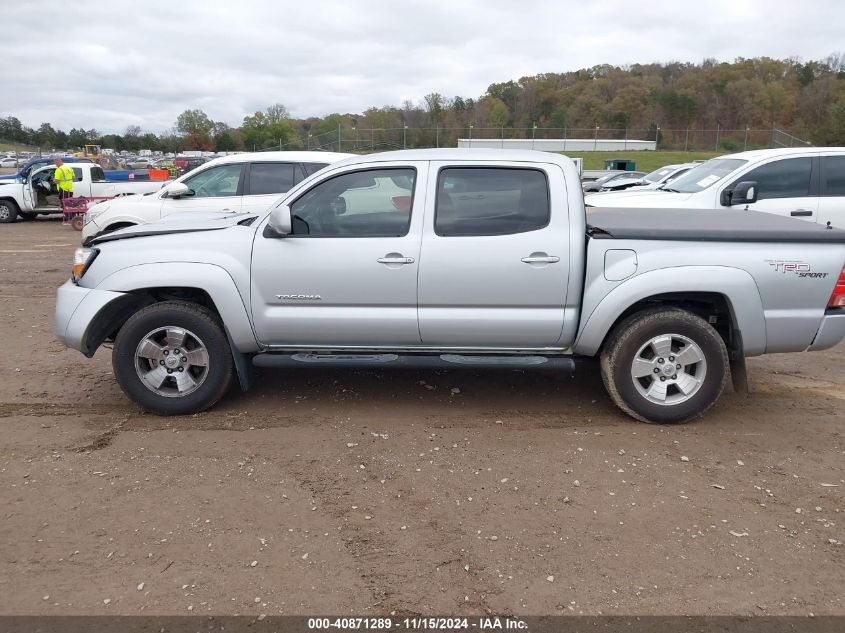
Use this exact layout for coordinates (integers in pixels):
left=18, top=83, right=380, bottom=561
left=531, top=122, right=537, bottom=150
left=594, top=124, right=599, bottom=151
left=403, top=124, right=408, bottom=149
left=684, top=127, right=689, bottom=151
left=435, top=125, right=439, bottom=148
left=338, top=123, right=342, bottom=152
left=468, top=123, right=474, bottom=148
left=744, top=126, right=749, bottom=151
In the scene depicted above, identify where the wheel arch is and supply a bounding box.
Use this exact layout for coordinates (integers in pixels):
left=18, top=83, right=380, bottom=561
left=573, top=266, right=766, bottom=358
left=83, top=263, right=259, bottom=356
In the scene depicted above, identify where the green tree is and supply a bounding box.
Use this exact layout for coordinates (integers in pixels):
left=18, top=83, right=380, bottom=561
left=175, top=109, right=214, bottom=150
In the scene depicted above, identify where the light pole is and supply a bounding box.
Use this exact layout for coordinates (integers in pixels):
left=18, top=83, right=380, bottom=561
left=531, top=122, right=537, bottom=150
left=593, top=124, right=599, bottom=151
left=352, top=126, right=357, bottom=151
left=307, top=133, right=312, bottom=150
left=744, top=126, right=749, bottom=151
left=403, top=124, right=408, bottom=149
left=654, top=125, right=661, bottom=149
left=468, top=123, right=474, bottom=148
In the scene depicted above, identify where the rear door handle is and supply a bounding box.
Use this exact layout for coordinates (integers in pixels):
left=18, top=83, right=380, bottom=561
left=521, top=255, right=560, bottom=264
left=791, top=209, right=813, bottom=217
left=377, top=256, right=415, bottom=265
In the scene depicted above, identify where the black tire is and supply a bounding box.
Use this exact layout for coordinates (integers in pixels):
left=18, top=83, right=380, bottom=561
left=600, top=308, right=729, bottom=424
left=19, top=211, right=37, bottom=221
left=112, top=301, right=234, bottom=415
left=0, top=199, right=19, bottom=223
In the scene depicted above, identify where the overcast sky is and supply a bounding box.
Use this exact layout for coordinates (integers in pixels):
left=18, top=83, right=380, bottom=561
left=3, top=0, right=843, bottom=134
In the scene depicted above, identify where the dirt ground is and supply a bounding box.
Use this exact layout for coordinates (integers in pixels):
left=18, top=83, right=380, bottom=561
left=0, top=218, right=842, bottom=617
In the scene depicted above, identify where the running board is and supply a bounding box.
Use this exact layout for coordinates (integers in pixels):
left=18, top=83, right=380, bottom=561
left=252, top=352, right=575, bottom=372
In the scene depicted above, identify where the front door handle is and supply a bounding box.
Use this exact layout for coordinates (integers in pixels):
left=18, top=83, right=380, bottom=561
left=791, top=209, right=813, bottom=217
left=521, top=254, right=560, bottom=264
left=377, top=255, right=415, bottom=265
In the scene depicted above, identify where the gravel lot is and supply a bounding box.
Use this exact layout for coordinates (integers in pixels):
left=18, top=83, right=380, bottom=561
left=0, top=218, right=842, bottom=616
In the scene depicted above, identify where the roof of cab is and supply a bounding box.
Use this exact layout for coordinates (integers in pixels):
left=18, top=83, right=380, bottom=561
left=329, top=148, right=578, bottom=168
left=201, top=151, right=354, bottom=167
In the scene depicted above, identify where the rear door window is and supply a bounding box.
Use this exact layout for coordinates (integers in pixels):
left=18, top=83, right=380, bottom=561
left=248, top=162, right=297, bottom=195
left=435, top=168, right=550, bottom=236
left=820, top=155, right=845, bottom=196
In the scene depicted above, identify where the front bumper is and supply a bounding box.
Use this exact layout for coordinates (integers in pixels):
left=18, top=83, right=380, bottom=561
left=807, top=310, right=845, bottom=351
left=55, top=280, right=126, bottom=355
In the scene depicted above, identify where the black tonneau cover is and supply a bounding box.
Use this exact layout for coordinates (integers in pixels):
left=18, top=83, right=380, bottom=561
left=586, top=208, right=845, bottom=243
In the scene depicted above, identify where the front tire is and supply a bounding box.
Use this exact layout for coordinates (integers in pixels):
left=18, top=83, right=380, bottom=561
left=112, top=301, right=234, bottom=415
left=0, top=199, right=19, bottom=223
left=600, top=308, right=729, bottom=423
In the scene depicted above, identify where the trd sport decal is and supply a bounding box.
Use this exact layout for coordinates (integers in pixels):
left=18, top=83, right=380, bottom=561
left=766, top=260, right=829, bottom=278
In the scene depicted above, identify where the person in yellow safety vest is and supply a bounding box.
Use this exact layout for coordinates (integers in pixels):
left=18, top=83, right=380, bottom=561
left=53, top=156, right=75, bottom=205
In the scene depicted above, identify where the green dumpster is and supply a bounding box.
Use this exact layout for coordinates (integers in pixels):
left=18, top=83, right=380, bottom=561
left=604, top=158, right=636, bottom=170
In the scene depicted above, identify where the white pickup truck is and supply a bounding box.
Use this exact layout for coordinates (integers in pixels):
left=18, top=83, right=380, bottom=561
left=0, top=162, right=166, bottom=223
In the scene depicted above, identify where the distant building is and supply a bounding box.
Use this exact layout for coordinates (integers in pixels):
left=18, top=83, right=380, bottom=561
left=457, top=138, right=656, bottom=151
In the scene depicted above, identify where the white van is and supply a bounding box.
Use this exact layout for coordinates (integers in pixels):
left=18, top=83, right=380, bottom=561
left=584, top=148, right=845, bottom=228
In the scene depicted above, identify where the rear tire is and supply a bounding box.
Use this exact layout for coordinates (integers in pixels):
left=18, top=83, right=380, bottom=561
left=0, top=199, right=19, bottom=223
left=112, top=301, right=234, bottom=415
left=600, top=308, right=728, bottom=424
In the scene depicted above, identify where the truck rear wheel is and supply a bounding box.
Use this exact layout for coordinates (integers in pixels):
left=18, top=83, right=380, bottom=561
left=0, top=200, right=19, bottom=223
left=600, top=308, right=728, bottom=423
left=112, top=301, right=234, bottom=415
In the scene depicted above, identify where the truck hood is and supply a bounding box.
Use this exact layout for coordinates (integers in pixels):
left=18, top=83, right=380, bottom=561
left=585, top=190, right=695, bottom=207
left=90, top=211, right=254, bottom=245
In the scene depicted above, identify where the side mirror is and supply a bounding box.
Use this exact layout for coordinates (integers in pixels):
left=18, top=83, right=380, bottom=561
left=164, top=182, right=191, bottom=198
left=265, top=204, right=292, bottom=237
left=721, top=181, right=758, bottom=206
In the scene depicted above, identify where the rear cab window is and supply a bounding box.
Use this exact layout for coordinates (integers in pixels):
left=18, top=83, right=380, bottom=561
left=820, top=155, right=845, bottom=196
left=247, top=162, right=299, bottom=195
left=434, top=167, right=550, bottom=236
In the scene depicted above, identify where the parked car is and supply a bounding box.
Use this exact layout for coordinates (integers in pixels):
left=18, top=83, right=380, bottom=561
left=1, top=157, right=19, bottom=168
left=0, top=155, right=94, bottom=182
left=598, top=163, right=696, bottom=192
left=124, top=157, right=153, bottom=169
left=81, top=151, right=352, bottom=242
left=0, top=162, right=166, bottom=222
left=585, top=148, right=845, bottom=228
left=582, top=171, right=645, bottom=192
left=57, top=149, right=845, bottom=423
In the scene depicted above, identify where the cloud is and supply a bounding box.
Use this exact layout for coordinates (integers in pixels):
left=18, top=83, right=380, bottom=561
left=2, top=0, right=842, bottom=133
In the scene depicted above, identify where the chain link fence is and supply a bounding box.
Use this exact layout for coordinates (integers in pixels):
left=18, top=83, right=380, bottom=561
left=272, top=126, right=810, bottom=153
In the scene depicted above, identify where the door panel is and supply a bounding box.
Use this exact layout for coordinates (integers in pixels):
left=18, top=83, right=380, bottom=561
left=418, top=162, right=569, bottom=348
left=250, top=163, right=426, bottom=346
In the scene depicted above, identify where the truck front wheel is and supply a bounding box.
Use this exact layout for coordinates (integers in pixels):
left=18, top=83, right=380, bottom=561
left=112, top=301, right=234, bottom=415
left=600, top=308, right=729, bottom=423
left=0, top=200, right=19, bottom=223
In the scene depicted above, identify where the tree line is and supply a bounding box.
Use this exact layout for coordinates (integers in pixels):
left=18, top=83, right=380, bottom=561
left=3, top=55, right=844, bottom=153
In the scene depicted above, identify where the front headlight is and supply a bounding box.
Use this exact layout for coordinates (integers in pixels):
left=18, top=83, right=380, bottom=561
left=72, top=247, right=98, bottom=281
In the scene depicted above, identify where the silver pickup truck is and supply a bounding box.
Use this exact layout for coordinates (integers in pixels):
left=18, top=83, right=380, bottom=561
left=55, top=149, right=845, bottom=423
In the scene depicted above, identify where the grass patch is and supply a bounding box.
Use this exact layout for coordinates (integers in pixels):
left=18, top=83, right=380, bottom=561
left=562, top=150, right=724, bottom=172
left=0, top=141, right=38, bottom=153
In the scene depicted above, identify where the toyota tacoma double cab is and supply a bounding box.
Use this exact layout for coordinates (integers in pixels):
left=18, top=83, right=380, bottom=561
left=55, top=149, right=845, bottom=423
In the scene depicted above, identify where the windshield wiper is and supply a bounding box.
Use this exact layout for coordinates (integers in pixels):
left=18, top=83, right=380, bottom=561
left=658, top=186, right=681, bottom=193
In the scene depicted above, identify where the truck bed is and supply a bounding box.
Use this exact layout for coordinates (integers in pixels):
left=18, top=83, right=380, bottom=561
left=586, top=208, right=845, bottom=243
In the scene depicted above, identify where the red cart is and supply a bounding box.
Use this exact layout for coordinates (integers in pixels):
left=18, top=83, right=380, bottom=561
left=61, top=196, right=114, bottom=231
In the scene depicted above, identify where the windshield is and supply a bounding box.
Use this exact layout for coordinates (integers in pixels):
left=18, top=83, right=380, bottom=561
left=643, top=166, right=676, bottom=183
left=662, top=158, right=747, bottom=193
